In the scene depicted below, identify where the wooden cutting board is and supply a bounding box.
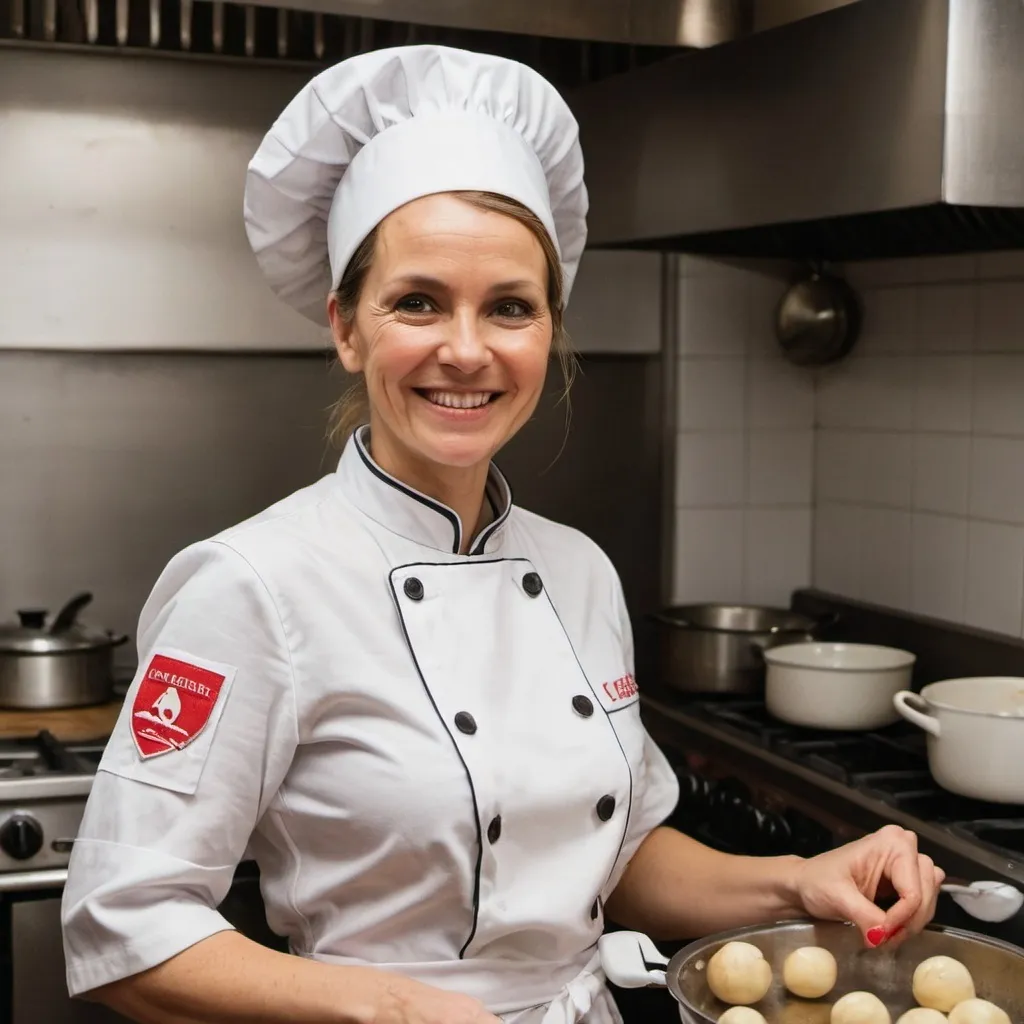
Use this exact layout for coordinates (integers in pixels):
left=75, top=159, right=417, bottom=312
left=0, top=701, right=123, bottom=741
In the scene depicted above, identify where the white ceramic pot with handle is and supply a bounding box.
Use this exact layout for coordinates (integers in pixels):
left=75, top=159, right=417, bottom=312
left=762, top=642, right=916, bottom=730
left=894, top=677, right=1024, bottom=804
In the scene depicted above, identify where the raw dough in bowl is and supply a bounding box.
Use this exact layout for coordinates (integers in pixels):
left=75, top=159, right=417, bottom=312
left=896, top=1010, right=947, bottom=1024
left=912, top=957, right=976, bottom=1013
left=666, top=920, right=1024, bottom=1024
left=832, top=991, right=891, bottom=1024
left=784, top=947, right=838, bottom=999
left=719, top=1008, right=769, bottom=1024
left=947, top=999, right=1009, bottom=1024
left=707, top=941, right=773, bottom=1005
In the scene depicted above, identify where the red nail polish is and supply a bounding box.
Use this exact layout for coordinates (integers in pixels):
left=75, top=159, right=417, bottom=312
left=866, top=926, right=886, bottom=947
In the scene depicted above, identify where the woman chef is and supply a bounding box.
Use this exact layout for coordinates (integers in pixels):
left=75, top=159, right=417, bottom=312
left=62, top=44, right=944, bottom=1024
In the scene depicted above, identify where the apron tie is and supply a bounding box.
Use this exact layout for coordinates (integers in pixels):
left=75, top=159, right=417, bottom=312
left=536, top=949, right=606, bottom=1024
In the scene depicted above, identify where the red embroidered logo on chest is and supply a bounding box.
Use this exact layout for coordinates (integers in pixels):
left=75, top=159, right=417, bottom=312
left=602, top=673, right=638, bottom=703
left=131, top=654, right=226, bottom=759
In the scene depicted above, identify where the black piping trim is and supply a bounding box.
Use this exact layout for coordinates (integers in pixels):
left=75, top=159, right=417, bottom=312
left=389, top=557, right=525, bottom=572
left=470, top=462, right=513, bottom=556
left=388, top=554, right=630, bottom=951
left=354, top=429, right=462, bottom=555
left=470, top=508, right=511, bottom=555
left=387, top=556, right=529, bottom=959
left=540, top=590, right=635, bottom=899
left=604, top=699, right=641, bottom=714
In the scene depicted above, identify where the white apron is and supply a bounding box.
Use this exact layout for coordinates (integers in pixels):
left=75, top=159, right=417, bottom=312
left=62, top=427, right=679, bottom=1021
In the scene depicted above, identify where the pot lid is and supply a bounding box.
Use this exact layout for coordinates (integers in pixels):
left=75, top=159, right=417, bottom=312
left=0, top=594, right=120, bottom=654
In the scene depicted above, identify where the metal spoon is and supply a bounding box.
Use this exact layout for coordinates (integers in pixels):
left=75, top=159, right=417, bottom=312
left=941, top=880, right=1024, bottom=922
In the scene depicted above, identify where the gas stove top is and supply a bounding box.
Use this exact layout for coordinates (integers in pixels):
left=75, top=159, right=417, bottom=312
left=641, top=687, right=1024, bottom=908
left=0, top=731, right=104, bottom=779
left=0, top=731, right=105, bottom=878
left=680, top=698, right=1024, bottom=863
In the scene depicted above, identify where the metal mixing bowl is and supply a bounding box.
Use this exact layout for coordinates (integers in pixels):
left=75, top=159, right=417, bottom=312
left=665, top=920, right=1024, bottom=1024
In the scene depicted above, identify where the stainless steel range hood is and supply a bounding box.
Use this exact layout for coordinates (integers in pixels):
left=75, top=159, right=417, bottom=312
left=570, top=0, right=1024, bottom=262
left=229, top=0, right=855, bottom=48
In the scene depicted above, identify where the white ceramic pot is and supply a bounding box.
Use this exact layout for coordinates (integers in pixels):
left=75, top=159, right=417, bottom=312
left=894, top=677, right=1024, bottom=804
left=763, top=642, right=916, bottom=730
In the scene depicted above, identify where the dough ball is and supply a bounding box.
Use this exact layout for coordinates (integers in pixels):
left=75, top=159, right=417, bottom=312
left=896, top=1010, right=948, bottom=1024
left=912, top=957, right=976, bottom=1013
left=948, top=999, right=1010, bottom=1024
left=707, top=941, right=773, bottom=1005
left=719, top=1008, right=769, bottom=1024
left=783, top=946, right=838, bottom=999
left=831, top=991, right=892, bottom=1024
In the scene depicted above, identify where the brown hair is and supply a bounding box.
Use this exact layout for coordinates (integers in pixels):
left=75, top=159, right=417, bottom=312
left=327, top=190, right=576, bottom=448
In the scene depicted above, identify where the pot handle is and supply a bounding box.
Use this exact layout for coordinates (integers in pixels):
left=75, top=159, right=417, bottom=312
left=50, top=592, right=94, bottom=634
left=750, top=637, right=770, bottom=657
left=107, top=633, right=130, bottom=648
left=647, top=611, right=689, bottom=628
left=598, top=931, right=669, bottom=989
left=893, top=691, right=941, bottom=737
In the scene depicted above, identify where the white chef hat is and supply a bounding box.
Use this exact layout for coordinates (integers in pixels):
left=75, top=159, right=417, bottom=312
left=244, top=44, right=589, bottom=326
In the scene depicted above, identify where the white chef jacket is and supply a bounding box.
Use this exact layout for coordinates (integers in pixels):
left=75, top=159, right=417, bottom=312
left=62, top=427, right=680, bottom=1023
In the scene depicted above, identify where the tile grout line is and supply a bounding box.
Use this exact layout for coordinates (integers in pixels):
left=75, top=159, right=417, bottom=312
left=961, top=286, right=981, bottom=627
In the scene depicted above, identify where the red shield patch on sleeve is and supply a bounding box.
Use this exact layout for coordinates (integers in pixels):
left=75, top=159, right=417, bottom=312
left=131, top=653, right=227, bottom=759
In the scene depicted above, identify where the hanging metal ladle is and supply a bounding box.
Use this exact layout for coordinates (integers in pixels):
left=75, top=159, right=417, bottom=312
left=775, top=264, right=862, bottom=367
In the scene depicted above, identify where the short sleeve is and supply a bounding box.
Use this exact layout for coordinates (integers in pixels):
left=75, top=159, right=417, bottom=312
left=61, top=540, right=298, bottom=997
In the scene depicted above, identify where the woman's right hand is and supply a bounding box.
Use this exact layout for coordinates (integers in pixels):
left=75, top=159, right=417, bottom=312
left=372, top=973, right=502, bottom=1024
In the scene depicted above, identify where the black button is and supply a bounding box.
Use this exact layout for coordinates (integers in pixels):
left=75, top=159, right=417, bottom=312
left=522, top=572, right=543, bottom=597
left=487, top=815, right=502, bottom=844
left=454, top=712, right=477, bottom=735
left=590, top=898, right=600, bottom=921
left=596, top=795, right=616, bottom=821
left=403, top=577, right=424, bottom=601
left=572, top=695, right=594, bottom=718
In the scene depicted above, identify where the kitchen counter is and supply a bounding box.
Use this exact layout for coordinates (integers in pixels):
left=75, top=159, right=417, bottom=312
left=0, top=701, right=122, bottom=741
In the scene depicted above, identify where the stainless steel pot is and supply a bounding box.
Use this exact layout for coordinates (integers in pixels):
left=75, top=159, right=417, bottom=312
left=650, top=604, right=833, bottom=695
left=602, top=919, right=1024, bottom=1024
left=0, top=593, right=127, bottom=709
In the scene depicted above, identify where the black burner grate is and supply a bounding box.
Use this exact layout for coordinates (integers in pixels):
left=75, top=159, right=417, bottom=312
left=686, top=698, right=1024, bottom=863
left=953, top=821, right=1024, bottom=859
left=0, top=731, right=106, bottom=778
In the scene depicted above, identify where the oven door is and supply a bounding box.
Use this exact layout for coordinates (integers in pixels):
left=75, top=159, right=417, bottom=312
left=0, top=862, right=283, bottom=1024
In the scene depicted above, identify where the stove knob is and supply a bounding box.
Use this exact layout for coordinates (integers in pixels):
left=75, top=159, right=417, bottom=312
left=786, top=809, right=835, bottom=857
left=675, top=770, right=712, bottom=813
left=709, top=779, right=757, bottom=849
left=0, top=814, right=44, bottom=861
left=668, top=771, right=712, bottom=833
left=754, top=809, right=793, bottom=856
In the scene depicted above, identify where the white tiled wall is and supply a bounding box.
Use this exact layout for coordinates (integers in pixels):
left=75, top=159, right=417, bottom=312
left=672, top=257, right=816, bottom=607
left=815, top=252, right=1024, bottom=639
left=673, top=250, right=1024, bottom=639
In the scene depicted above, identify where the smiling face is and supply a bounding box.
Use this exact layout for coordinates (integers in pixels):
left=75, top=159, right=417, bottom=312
left=329, top=192, right=554, bottom=487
